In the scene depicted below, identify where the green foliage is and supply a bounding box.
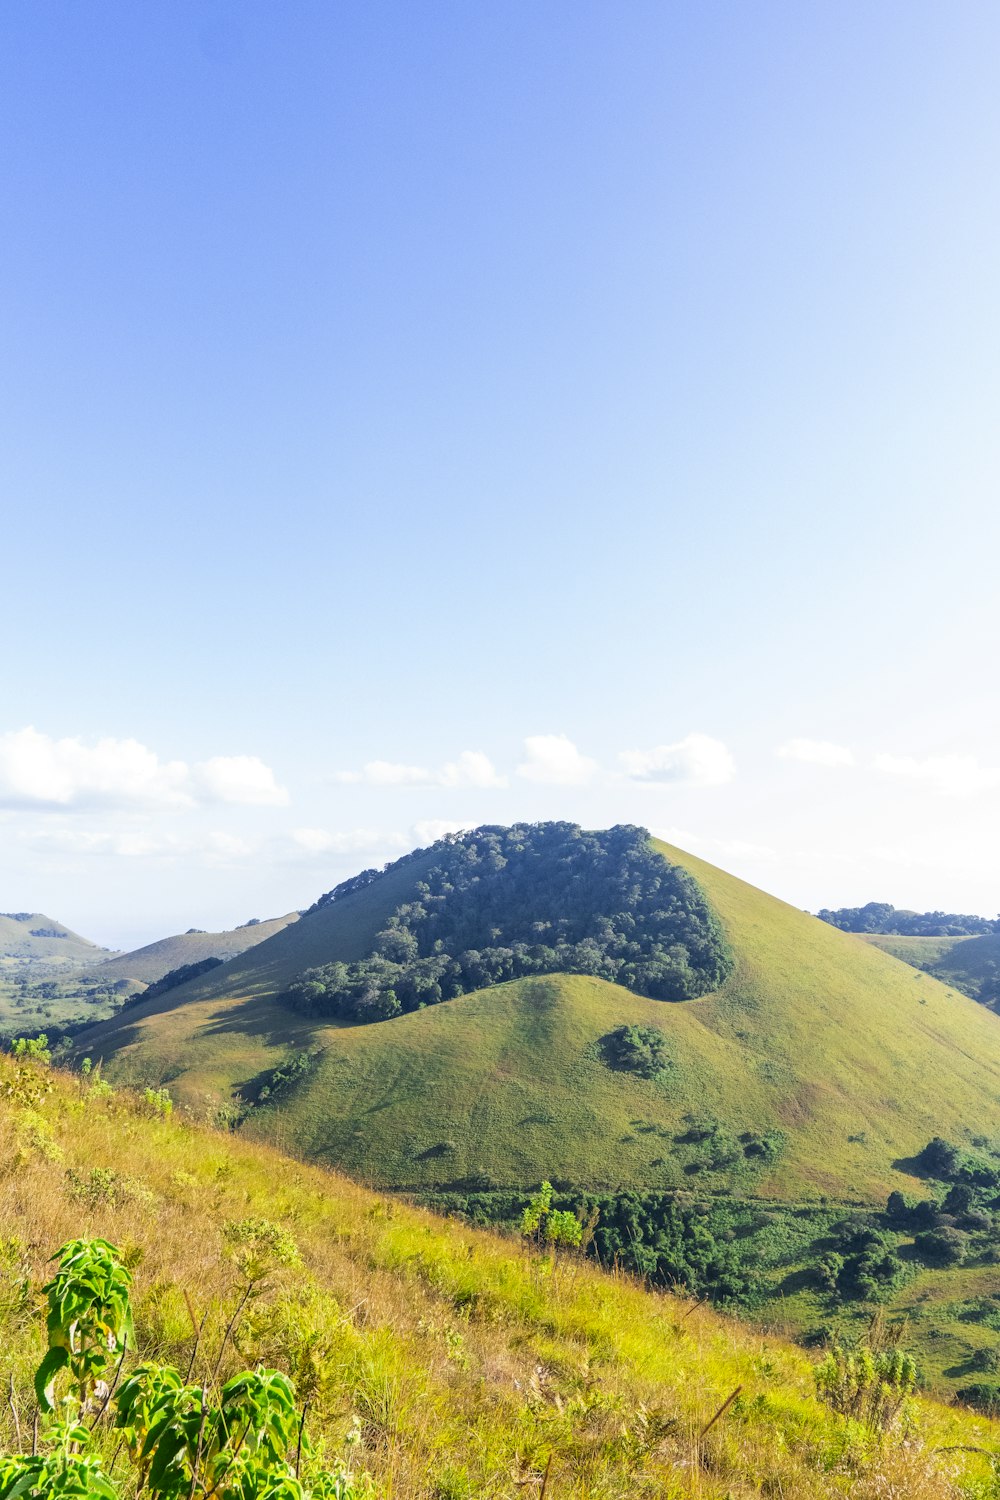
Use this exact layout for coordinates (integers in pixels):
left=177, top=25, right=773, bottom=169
left=2, top=1238, right=368, bottom=1500
left=36, top=1237, right=135, bottom=1411
left=814, top=1317, right=917, bottom=1436
left=818, top=903, right=998, bottom=937
left=141, top=1086, right=173, bottom=1118
left=223, top=1218, right=302, bottom=1286
left=282, top=823, right=731, bottom=1023
left=827, top=1221, right=903, bottom=1301
left=138, top=957, right=226, bottom=1005
left=955, top=1381, right=1000, bottom=1415
left=914, top=1226, right=969, bottom=1266
left=252, top=1051, right=319, bottom=1108
left=598, top=1023, right=671, bottom=1079
left=519, top=1182, right=583, bottom=1249
left=586, top=1191, right=753, bottom=1304
left=0, top=1035, right=54, bottom=1108
left=11, top=1034, right=52, bottom=1063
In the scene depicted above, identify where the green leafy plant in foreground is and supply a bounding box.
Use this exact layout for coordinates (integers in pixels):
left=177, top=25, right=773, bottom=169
left=0, top=1237, right=371, bottom=1500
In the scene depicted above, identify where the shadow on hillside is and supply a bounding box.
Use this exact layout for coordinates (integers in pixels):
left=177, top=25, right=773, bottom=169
left=891, top=1154, right=929, bottom=1180
left=773, top=1267, right=818, bottom=1296
left=197, top=1001, right=327, bottom=1050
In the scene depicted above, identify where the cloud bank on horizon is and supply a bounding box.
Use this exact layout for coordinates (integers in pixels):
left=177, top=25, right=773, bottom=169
left=3, top=720, right=999, bottom=948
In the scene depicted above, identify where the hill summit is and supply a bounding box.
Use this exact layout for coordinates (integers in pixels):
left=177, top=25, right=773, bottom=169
left=283, top=821, right=732, bottom=1023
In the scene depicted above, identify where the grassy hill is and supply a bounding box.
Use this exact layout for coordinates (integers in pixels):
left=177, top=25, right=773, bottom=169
left=86, top=909, right=301, bottom=985
left=1, top=1049, right=998, bottom=1499
left=0, top=910, right=108, bottom=966
left=77, top=836, right=1000, bottom=1202
left=864, top=932, right=1000, bottom=1012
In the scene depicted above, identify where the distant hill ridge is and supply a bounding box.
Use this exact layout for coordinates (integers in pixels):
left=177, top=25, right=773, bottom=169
left=819, top=900, right=999, bottom=937
left=86, top=910, right=301, bottom=986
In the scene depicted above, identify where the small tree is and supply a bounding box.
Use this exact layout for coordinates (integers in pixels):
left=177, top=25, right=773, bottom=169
left=520, top=1182, right=583, bottom=1251
left=0, top=1238, right=369, bottom=1500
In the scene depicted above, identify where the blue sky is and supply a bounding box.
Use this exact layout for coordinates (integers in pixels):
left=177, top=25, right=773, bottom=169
left=2, top=2, right=999, bottom=947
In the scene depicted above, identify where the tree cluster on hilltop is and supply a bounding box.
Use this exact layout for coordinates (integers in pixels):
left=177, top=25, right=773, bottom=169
left=817, top=901, right=999, bottom=936
left=282, top=822, right=732, bottom=1024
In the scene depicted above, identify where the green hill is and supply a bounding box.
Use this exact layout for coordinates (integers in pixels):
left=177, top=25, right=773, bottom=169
left=77, top=832, right=1000, bottom=1202
left=3, top=1049, right=997, bottom=1499
left=86, top=909, right=301, bottom=985
left=0, top=910, right=108, bottom=966
left=864, top=932, right=1000, bottom=1013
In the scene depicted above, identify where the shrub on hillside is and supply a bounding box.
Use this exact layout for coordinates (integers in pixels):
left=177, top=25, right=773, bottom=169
left=914, top=1227, right=969, bottom=1266
left=956, top=1381, right=1000, bottom=1414
left=139, top=956, right=225, bottom=1003
left=598, top=1023, right=671, bottom=1078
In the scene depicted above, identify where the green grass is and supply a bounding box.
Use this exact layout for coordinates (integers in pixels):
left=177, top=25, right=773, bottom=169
left=2, top=1051, right=1000, bottom=1500
left=863, top=933, right=1000, bottom=1007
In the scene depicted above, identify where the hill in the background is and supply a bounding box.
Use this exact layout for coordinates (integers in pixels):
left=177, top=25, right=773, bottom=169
left=87, top=910, right=301, bottom=986
left=819, top=901, right=998, bottom=937
left=76, top=829, right=1000, bottom=1203
left=62, top=827, right=1000, bottom=1390
left=0, top=910, right=110, bottom=966
left=0, top=910, right=300, bottom=1042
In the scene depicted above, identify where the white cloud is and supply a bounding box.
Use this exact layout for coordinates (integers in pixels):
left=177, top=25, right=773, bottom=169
left=21, top=826, right=180, bottom=858
left=873, top=751, right=1000, bottom=798
left=0, top=727, right=190, bottom=808
left=335, top=750, right=505, bottom=788
left=439, top=751, right=506, bottom=788
left=20, top=824, right=257, bottom=863
left=194, top=755, right=289, bottom=806
left=288, top=827, right=392, bottom=855
left=620, top=733, right=734, bottom=787
left=777, top=738, right=855, bottom=768
left=516, top=734, right=598, bottom=785
left=335, top=760, right=430, bottom=786
left=0, top=727, right=288, bottom=810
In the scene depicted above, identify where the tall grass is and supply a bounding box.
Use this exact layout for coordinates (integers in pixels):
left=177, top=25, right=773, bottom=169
left=2, top=1055, right=999, bottom=1496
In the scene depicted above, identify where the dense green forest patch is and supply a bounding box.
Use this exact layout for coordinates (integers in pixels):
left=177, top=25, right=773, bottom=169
left=818, top=902, right=999, bottom=936
left=280, top=823, right=732, bottom=1024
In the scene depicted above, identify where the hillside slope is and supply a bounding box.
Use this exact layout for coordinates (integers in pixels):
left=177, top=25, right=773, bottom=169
left=1, top=1051, right=997, bottom=1499
left=864, top=932, right=1000, bottom=1011
left=87, top=910, right=301, bottom=984
left=0, top=910, right=108, bottom=966
left=77, top=836, right=1000, bottom=1202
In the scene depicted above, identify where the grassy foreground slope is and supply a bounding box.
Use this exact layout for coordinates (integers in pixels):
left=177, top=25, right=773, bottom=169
left=87, top=909, right=301, bottom=985
left=1, top=1052, right=998, bottom=1500
left=77, top=838, right=1000, bottom=1202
